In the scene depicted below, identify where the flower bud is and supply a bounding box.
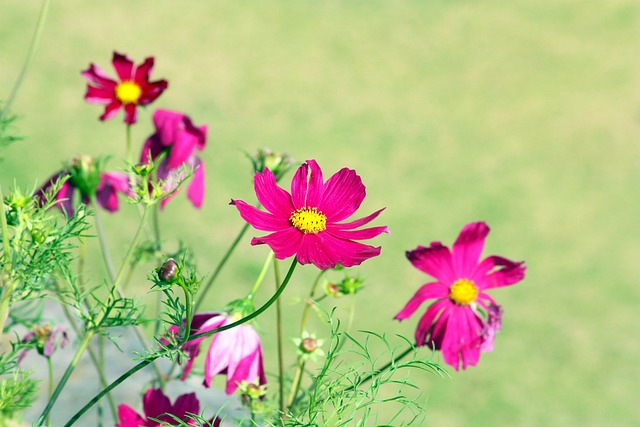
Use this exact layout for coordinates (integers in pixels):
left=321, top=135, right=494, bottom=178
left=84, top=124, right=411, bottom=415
left=158, top=258, right=179, bottom=282
left=247, top=148, right=293, bottom=181
left=301, top=337, right=318, bottom=353
left=68, top=154, right=101, bottom=197
left=30, top=228, right=47, bottom=244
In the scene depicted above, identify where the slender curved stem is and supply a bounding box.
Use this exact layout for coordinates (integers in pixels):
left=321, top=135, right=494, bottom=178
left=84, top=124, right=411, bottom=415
left=63, top=259, right=298, bottom=426
left=194, top=223, right=250, bottom=312
left=92, top=205, right=116, bottom=280
left=273, top=258, right=285, bottom=419
left=248, top=251, right=274, bottom=299
left=1, top=0, right=50, bottom=116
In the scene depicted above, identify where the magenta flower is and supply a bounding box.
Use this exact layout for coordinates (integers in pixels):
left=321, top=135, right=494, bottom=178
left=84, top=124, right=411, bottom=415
left=36, top=170, right=132, bottom=217
left=169, top=312, right=266, bottom=395
left=232, top=159, right=389, bottom=270
left=117, top=388, right=220, bottom=427
left=82, top=51, right=168, bottom=124
left=140, top=109, right=207, bottom=209
left=395, top=222, right=526, bottom=370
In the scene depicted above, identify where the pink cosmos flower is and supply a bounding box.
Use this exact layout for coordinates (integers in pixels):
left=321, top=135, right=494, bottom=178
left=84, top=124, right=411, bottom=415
left=169, top=313, right=266, bottom=395
left=82, top=51, right=168, bottom=124
left=140, top=109, right=207, bottom=209
left=117, top=388, right=220, bottom=427
left=232, top=159, right=389, bottom=270
left=395, top=222, right=526, bottom=370
left=36, top=170, right=132, bottom=217
left=19, top=324, right=68, bottom=363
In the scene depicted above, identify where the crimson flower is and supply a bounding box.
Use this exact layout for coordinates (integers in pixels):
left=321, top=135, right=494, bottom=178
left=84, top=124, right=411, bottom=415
left=141, top=109, right=207, bottom=209
left=169, top=313, right=266, bottom=395
left=82, top=51, right=168, bottom=124
left=232, top=159, right=389, bottom=270
left=117, top=388, right=220, bottom=427
left=395, top=222, right=526, bottom=370
left=36, top=170, right=132, bottom=217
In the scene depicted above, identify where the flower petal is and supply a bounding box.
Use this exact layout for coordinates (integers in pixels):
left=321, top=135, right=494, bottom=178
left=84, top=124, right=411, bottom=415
left=112, top=51, right=134, bottom=81
left=326, top=224, right=389, bottom=241
left=253, top=167, right=294, bottom=218
left=330, top=208, right=385, bottom=230
left=84, top=85, right=116, bottom=104
left=296, top=232, right=382, bottom=269
left=116, top=404, right=145, bottom=427
left=99, top=100, right=123, bottom=122
left=187, top=160, right=205, bottom=208
left=81, top=64, right=117, bottom=89
left=318, top=166, right=365, bottom=222
left=452, top=222, right=490, bottom=278
left=479, top=256, right=526, bottom=290
left=233, top=199, right=290, bottom=231
left=142, top=388, right=172, bottom=419
left=415, top=299, right=450, bottom=347
left=406, top=243, right=456, bottom=285
left=394, top=282, right=449, bottom=321
left=251, top=227, right=303, bottom=260
left=171, top=392, right=200, bottom=420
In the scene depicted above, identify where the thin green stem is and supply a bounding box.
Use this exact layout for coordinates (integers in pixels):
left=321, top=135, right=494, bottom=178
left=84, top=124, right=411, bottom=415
left=248, top=251, right=274, bottom=299
left=299, top=269, right=329, bottom=334
left=38, top=331, right=95, bottom=424
left=1, top=0, right=50, bottom=116
left=46, top=357, right=53, bottom=426
left=273, top=258, right=285, bottom=419
left=56, top=284, right=117, bottom=419
left=92, top=204, right=116, bottom=280
left=286, top=358, right=306, bottom=409
left=194, top=223, right=250, bottom=312
left=340, top=345, right=414, bottom=395
left=64, top=259, right=298, bottom=426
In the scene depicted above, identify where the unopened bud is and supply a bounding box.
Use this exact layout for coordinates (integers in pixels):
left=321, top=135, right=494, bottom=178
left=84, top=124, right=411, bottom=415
left=158, top=258, right=179, bottom=282
left=301, top=337, right=318, bottom=353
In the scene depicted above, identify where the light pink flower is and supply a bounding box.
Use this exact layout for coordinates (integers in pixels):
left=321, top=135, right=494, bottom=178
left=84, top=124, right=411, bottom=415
left=36, top=171, right=132, bottom=217
left=82, top=51, right=168, bottom=124
left=232, top=159, right=389, bottom=270
left=140, top=109, right=207, bottom=209
left=117, top=388, right=220, bottom=427
left=395, top=222, right=525, bottom=370
left=169, top=313, right=266, bottom=395
left=19, top=324, right=68, bottom=363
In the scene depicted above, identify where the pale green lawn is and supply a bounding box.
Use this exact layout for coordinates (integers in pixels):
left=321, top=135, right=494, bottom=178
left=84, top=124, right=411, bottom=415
left=2, top=1, right=640, bottom=426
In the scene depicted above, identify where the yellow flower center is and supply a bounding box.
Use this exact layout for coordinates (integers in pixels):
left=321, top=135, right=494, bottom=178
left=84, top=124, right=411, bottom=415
left=290, top=207, right=327, bottom=234
left=115, top=81, right=142, bottom=104
left=449, top=279, right=479, bottom=305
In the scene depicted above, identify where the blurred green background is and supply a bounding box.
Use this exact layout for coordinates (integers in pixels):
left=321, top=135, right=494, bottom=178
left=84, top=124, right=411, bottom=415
left=2, top=1, right=640, bottom=426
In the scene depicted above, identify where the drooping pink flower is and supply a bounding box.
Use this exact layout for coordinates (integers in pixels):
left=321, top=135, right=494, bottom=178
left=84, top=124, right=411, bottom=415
left=140, top=109, right=207, bottom=209
left=82, top=51, right=168, bottom=124
left=169, top=312, right=266, bottom=395
left=232, top=159, right=389, bottom=270
left=395, top=222, right=525, bottom=370
left=36, top=170, right=132, bottom=217
left=19, top=324, right=68, bottom=363
left=117, top=388, right=220, bottom=427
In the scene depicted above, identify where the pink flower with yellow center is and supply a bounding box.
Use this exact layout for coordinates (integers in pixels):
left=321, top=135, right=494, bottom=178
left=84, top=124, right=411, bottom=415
left=82, top=51, right=168, bottom=124
left=395, top=222, right=525, bottom=370
left=232, top=159, right=389, bottom=270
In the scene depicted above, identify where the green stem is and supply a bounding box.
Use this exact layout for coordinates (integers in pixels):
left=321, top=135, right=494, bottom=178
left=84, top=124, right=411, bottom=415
left=194, top=223, right=250, bottom=312
left=286, top=269, right=328, bottom=410
left=0, top=186, right=10, bottom=273
left=248, top=251, right=274, bottom=299
left=92, top=204, right=116, bottom=280
left=339, top=345, right=414, bottom=395
left=64, top=259, right=298, bottom=426
left=56, top=285, right=117, bottom=419
left=274, top=258, right=285, bottom=419
left=38, top=330, right=95, bottom=424
left=1, top=0, right=50, bottom=116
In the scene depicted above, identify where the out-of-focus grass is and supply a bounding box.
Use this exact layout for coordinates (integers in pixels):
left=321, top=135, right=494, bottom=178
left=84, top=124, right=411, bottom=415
left=2, top=1, right=639, bottom=426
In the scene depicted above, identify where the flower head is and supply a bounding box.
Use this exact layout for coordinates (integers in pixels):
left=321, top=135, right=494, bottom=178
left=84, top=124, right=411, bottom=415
left=232, top=160, right=389, bottom=270
left=117, top=388, right=220, bottom=427
left=36, top=169, right=132, bottom=217
left=141, top=109, right=207, bottom=209
left=395, top=222, right=526, bottom=370
left=19, top=324, right=68, bottom=362
left=170, top=312, right=266, bottom=395
left=82, top=51, right=168, bottom=124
